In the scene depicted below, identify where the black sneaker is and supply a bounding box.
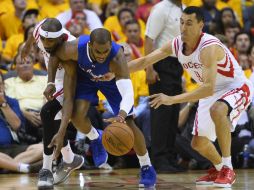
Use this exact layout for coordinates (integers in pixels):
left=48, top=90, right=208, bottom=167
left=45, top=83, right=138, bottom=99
left=37, top=169, right=54, bottom=190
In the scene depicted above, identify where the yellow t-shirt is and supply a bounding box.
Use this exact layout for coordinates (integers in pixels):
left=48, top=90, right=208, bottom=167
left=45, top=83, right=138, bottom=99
left=130, top=70, right=149, bottom=106
left=5, top=75, right=47, bottom=111
left=0, top=0, right=38, bottom=16
left=0, top=37, right=2, bottom=54
left=244, top=69, right=252, bottom=79
left=87, top=0, right=109, bottom=7
left=182, top=0, right=202, bottom=6
left=0, top=12, right=22, bottom=40
left=2, top=34, right=23, bottom=61
left=183, top=70, right=199, bottom=92
left=39, top=1, right=69, bottom=20
left=104, top=15, right=146, bottom=42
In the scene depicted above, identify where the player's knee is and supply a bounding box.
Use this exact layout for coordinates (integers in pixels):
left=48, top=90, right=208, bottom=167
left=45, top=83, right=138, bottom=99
left=210, top=102, right=227, bottom=120
left=191, top=136, right=204, bottom=152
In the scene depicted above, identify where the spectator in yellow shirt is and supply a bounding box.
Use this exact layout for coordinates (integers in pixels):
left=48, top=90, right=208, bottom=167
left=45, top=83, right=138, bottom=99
left=105, top=8, right=145, bottom=42
left=2, top=9, right=38, bottom=63
left=0, top=0, right=38, bottom=17
left=5, top=52, right=46, bottom=132
left=39, top=0, right=69, bottom=20
left=120, top=19, right=144, bottom=60
left=0, top=0, right=27, bottom=40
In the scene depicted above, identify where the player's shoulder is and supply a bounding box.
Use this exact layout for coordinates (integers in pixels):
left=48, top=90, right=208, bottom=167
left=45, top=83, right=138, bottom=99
left=199, top=33, right=221, bottom=47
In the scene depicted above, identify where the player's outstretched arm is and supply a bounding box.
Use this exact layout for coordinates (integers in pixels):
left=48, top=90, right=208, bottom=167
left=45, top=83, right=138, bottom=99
left=149, top=45, right=221, bottom=108
left=127, top=42, right=172, bottom=73
left=21, top=34, right=35, bottom=61
left=48, top=60, right=77, bottom=159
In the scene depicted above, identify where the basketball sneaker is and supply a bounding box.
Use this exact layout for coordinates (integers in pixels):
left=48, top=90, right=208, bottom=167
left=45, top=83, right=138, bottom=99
left=196, top=167, right=219, bottom=185
left=90, top=129, right=108, bottom=167
left=53, top=154, right=84, bottom=184
left=139, top=165, right=157, bottom=188
left=37, top=169, right=54, bottom=190
left=213, top=166, right=236, bottom=188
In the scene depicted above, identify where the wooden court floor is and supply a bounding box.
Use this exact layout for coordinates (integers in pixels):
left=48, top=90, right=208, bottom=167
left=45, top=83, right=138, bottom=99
left=0, top=169, right=253, bottom=190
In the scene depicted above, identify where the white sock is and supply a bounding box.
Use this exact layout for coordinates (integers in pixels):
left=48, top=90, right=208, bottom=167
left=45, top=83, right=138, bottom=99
left=214, top=162, right=223, bottom=171
left=61, top=141, right=75, bottom=164
left=18, top=163, right=29, bottom=173
left=137, top=151, right=151, bottom=167
left=222, top=156, right=233, bottom=169
left=43, top=153, right=53, bottom=171
left=86, top=126, right=99, bottom=140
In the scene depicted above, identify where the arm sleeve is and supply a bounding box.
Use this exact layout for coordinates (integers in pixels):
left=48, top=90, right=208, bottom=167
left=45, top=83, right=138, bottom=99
left=116, top=79, right=134, bottom=115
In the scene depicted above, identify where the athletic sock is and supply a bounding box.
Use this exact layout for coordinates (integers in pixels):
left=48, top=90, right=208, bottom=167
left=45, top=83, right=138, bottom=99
left=86, top=126, right=99, bottom=140
left=222, top=156, right=233, bottom=169
left=61, top=141, right=75, bottom=164
left=137, top=151, right=152, bottom=167
left=214, top=162, right=223, bottom=171
left=18, top=163, right=30, bottom=173
left=42, top=153, right=53, bottom=171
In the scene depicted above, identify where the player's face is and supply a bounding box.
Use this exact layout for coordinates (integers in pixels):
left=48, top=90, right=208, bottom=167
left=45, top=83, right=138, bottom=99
left=180, top=13, right=204, bottom=43
left=40, top=36, right=61, bottom=54
left=90, top=41, right=112, bottom=63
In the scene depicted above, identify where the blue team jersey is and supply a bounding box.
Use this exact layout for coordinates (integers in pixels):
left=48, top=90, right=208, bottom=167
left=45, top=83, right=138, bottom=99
left=77, top=35, right=121, bottom=80
left=76, top=35, right=133, bottom=115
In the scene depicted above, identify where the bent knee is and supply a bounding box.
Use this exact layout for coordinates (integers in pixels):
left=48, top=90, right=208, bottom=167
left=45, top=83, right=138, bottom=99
left=210, top=101, right=228, bottom=119
left=191, top=136, right=208, bottom=152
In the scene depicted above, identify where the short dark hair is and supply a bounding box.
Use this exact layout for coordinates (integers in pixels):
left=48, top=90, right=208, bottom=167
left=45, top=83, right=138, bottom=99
left=90, top=28, right=111, bottom=44
left=22, top=9, right=39, bottom=22
left=183, top=6, right=204, bottom=22
left=224, top=20, right=241, bottom=30
left=234, top=31, right=250, bottom=44
left=117, top=8, right=135, bottom=21
left=124, top=19, right=140, bottom=29
left=41, top=18, right=62, bottom=32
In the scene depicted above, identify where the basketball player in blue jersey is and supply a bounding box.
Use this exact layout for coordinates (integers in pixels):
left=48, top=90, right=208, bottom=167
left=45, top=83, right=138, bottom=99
left=43, top=27, right=156, bottom=188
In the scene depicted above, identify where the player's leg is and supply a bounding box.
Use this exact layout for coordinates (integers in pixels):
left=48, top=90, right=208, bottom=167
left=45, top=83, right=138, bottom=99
left=38, top=99, right=63, bottom=189
left=101, top=81, right=156, bottom=187
left=40, top=99, right=84, bottom=185
left=191, top=98, right=223, bottom=185
left=71, top=99, right=108, bottom=167
left=126, top=118, right=156, bottom=188
left=210, top=84, right=252, bottom=187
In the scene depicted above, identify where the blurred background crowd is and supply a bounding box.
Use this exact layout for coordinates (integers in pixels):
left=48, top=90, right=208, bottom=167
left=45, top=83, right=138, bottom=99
left=0, top=0, right=254, bottom=174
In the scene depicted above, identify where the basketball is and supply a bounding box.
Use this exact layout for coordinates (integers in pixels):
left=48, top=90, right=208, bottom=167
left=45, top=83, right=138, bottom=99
left=102, top=122, right=134, bottom=156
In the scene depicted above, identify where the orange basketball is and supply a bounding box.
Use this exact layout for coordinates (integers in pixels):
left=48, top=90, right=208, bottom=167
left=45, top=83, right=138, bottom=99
left=102, top=122, right=134, bottom=156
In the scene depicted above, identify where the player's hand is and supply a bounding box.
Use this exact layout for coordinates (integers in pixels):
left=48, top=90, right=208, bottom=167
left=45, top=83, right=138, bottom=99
left=99, top=72, right=115, bottom=81
left=43, top=83, right=56, bottom=101
left=103, top=115, right=126, bottom=123
left=93, top=72, right=115, bottom=82
left=48, top=130, right=65, bottom=160
left=146, top=67, right=160, bottom=84
left=149, top=93, right=174, bottom=109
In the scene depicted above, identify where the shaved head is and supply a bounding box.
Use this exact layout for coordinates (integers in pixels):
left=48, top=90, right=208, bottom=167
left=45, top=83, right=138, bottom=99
left=90, top=28, right=112, bottom=44
left=41, top=18, right=62, bottom=32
